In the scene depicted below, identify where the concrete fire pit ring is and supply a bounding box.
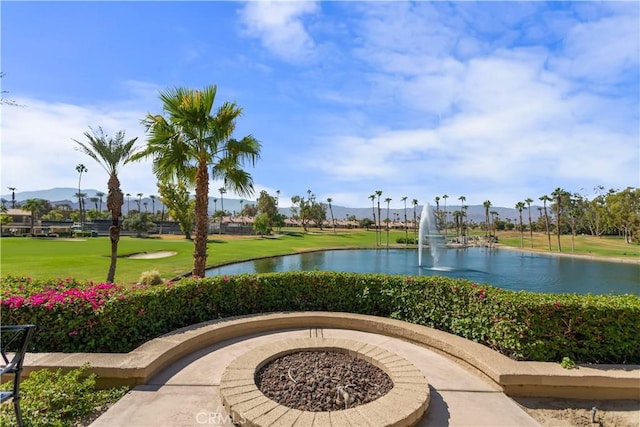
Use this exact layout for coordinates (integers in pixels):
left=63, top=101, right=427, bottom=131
left=220, top=337, right=430, bottom=426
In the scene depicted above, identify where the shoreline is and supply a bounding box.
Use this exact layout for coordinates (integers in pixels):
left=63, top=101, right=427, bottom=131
left=494, top=243, right=640, bottom=265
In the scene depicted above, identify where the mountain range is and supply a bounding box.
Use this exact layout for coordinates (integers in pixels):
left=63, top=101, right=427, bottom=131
left=1, top=187, right=539, bottom=223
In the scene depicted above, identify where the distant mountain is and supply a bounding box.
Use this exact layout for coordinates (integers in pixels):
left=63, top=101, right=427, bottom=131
left=1, top=187, right=538, bottom=221
left=1, top=188, right=104, bottom=204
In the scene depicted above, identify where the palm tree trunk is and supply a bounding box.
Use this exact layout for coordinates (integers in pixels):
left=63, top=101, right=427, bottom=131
left=106, top=174, right=123, bottom=283
left=193, top=160, right=209, bottom=277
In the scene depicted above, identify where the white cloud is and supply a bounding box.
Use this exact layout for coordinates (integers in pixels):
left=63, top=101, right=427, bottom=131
left=238, top=1, right=320, bottom=64
left=549, top=13, right=639, bottom=85
left=1, top=97, right=160, bottom=198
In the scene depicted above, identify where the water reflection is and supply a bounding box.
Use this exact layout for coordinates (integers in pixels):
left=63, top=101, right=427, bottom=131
left=205, top=248, right=639, bottom=295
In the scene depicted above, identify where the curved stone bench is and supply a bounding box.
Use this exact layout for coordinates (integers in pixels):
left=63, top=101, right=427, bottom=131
left=23, top=312, right=640, bottom=399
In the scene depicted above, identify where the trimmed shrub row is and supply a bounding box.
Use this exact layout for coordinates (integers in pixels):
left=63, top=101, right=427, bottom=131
left=1, top=273, right=639, bottom=364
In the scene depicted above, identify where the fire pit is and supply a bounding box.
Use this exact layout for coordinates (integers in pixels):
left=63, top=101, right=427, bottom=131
left=220, top=337, right=430, bottom=426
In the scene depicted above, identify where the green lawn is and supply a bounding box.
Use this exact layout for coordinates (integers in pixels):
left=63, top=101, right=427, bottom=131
left=495, top=231, right=640, bottom=259
left=1, top=229, right=637, bottom=284
left=0, top=229, right=390, bottom=284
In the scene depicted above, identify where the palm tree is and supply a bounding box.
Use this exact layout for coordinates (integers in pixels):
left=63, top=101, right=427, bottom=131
left=412, top=199, right=418, bottom=242
left=74, top=127, right=139, bottom=282
left=125, top=193, right=131, bottom=215
left=384, top=197, right=392, bottom=248
left=442, top=194, right=448, bottom=238
left=369, top=194, right=377, bottom=244
left=525, top=197, right=534, bottom=248
left=218, top=187, right=227, bottom=234
left=401, top=196, right=408, bottom=246
left=76, top=164, right=87, bottom=229
left=490, top=210, right=499, bottom=246
left=551, top=188, right=564, bottom=252
left=458, top=195, right=466, bottom=242
left=327, top=197, right=336, bottom=233
left=136, top=193, right=143, bottom=212
left=89, top=196, right=99, bottom=211
left=134, top=85, right=261, bottom=277
left=150, top=195, right=156, bottom=215
left=239, top=199, right=244, bottom=217
left=96, top=191, right=105, bottom=211
left=434, top=196, right=440, bottom=231
left=516, top=201, right=526, bottom=248
left=8, top=187, right=16, bottom=209
left=539, top=195, right=552, bottom=251
left=375, top=190, right=383, bottom=246
left=452, top=210, right=462, bottom=238
left=483, top=200, right=492, bottom=239
left=22, top=198, right=45, bottom=235
left=275, top=190, right=280, bottom=208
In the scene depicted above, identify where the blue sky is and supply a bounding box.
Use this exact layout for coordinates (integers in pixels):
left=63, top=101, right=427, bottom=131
left=2, top=1, right=638, bottom=208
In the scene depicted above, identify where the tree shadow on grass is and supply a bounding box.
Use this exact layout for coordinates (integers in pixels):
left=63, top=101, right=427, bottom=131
left=207, top=239, right=228, bottom=244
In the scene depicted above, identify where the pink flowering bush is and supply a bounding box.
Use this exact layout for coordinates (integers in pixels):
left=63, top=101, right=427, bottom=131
left=1, top=273, right=638, bottom=363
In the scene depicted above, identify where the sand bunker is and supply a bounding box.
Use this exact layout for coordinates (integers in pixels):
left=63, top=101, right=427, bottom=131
left=127, top=251, right=178, bottom=259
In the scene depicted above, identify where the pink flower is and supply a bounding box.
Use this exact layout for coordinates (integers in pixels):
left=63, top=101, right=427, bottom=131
left=68, top=330, right=79, bottom=336
left=554, top=301, right=562, bottom=308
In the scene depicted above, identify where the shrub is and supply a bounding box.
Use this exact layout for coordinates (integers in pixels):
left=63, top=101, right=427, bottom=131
left=138, top=270, right=163, bottom=286
left=0, top=365, right=128, bottom=427
left=1, top=273, right=639, bottom=363
left=396, top=237, right=418, bottom=244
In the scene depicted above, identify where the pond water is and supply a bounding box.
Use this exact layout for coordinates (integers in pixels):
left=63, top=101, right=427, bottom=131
left=205, top=248, right=639, bottom=295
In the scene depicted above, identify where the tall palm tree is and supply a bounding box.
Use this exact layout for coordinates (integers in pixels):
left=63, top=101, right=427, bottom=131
left=76, top=164, right=87, bottom=229
left=483, top=200, right=492, bottom=239
left=433, top=196, right=440, bottom=231
left=412, top=199, right=418, bottom=242
left=551, top=188, right=564, bottom=252
left=150, top=195, right=156, bottom=215
left=516, top=201, right=526, bottom=248
left=327, top=197, right=336, bottom=233
left=384, top=197, right=392, bottom=248
left=134, top=85, right=260, bottom=277
left=458, top=195, right=466, bottom=242
left=525, top=197, right=534, bottom=248
left=96, top=191, right=105, bottom=212
left=136, top=193, right=143, bottom=212
left=375, top=190, right=383, bottom=246
left=401, top=196, right=408, bottom=246
left=125, top=193, right=131, bottom=215
left=452, top=210, right=462, bottom=238
left=539, top=195, right=552, bottom=251
left=442, top=194, right=448, bottom=238
left=90, top=196, right=99, bottom=211
left=74, top=127, right=139, bottom=282
left=369, top=194, right=377, bottom=244
left=490, top=210, right=499, bottom=246
left=8, top=187, right=16, bottom=209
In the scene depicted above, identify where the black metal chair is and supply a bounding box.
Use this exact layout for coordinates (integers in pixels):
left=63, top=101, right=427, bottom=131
left=1, top=325, right=36, bottom=427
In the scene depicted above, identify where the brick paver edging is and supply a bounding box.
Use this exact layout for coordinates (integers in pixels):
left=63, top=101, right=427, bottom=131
left=22, top=312, right=640, bottom=399
left=220, top=338, right=430, bottom=427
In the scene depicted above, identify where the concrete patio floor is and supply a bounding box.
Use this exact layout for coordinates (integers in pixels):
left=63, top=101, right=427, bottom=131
left=90, top=328, right=540, bottom=427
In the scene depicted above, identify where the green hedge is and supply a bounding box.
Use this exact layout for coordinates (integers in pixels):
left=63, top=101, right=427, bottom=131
left=1, top=273, right=639, bottom=364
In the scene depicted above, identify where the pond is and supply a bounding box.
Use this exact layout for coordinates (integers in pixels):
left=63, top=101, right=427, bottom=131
left=205, top=248, right=639, bottom=295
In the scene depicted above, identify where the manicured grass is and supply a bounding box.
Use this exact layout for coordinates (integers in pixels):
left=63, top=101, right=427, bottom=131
left=495, top=231, right=640, bottom=259
left=1, top=229, right=637, bottom=284
left=0, top=229, right=389, bottom=284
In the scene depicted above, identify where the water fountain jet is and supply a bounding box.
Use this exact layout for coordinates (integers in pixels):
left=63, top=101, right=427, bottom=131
left=418, top=203, right=445, bottom=268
